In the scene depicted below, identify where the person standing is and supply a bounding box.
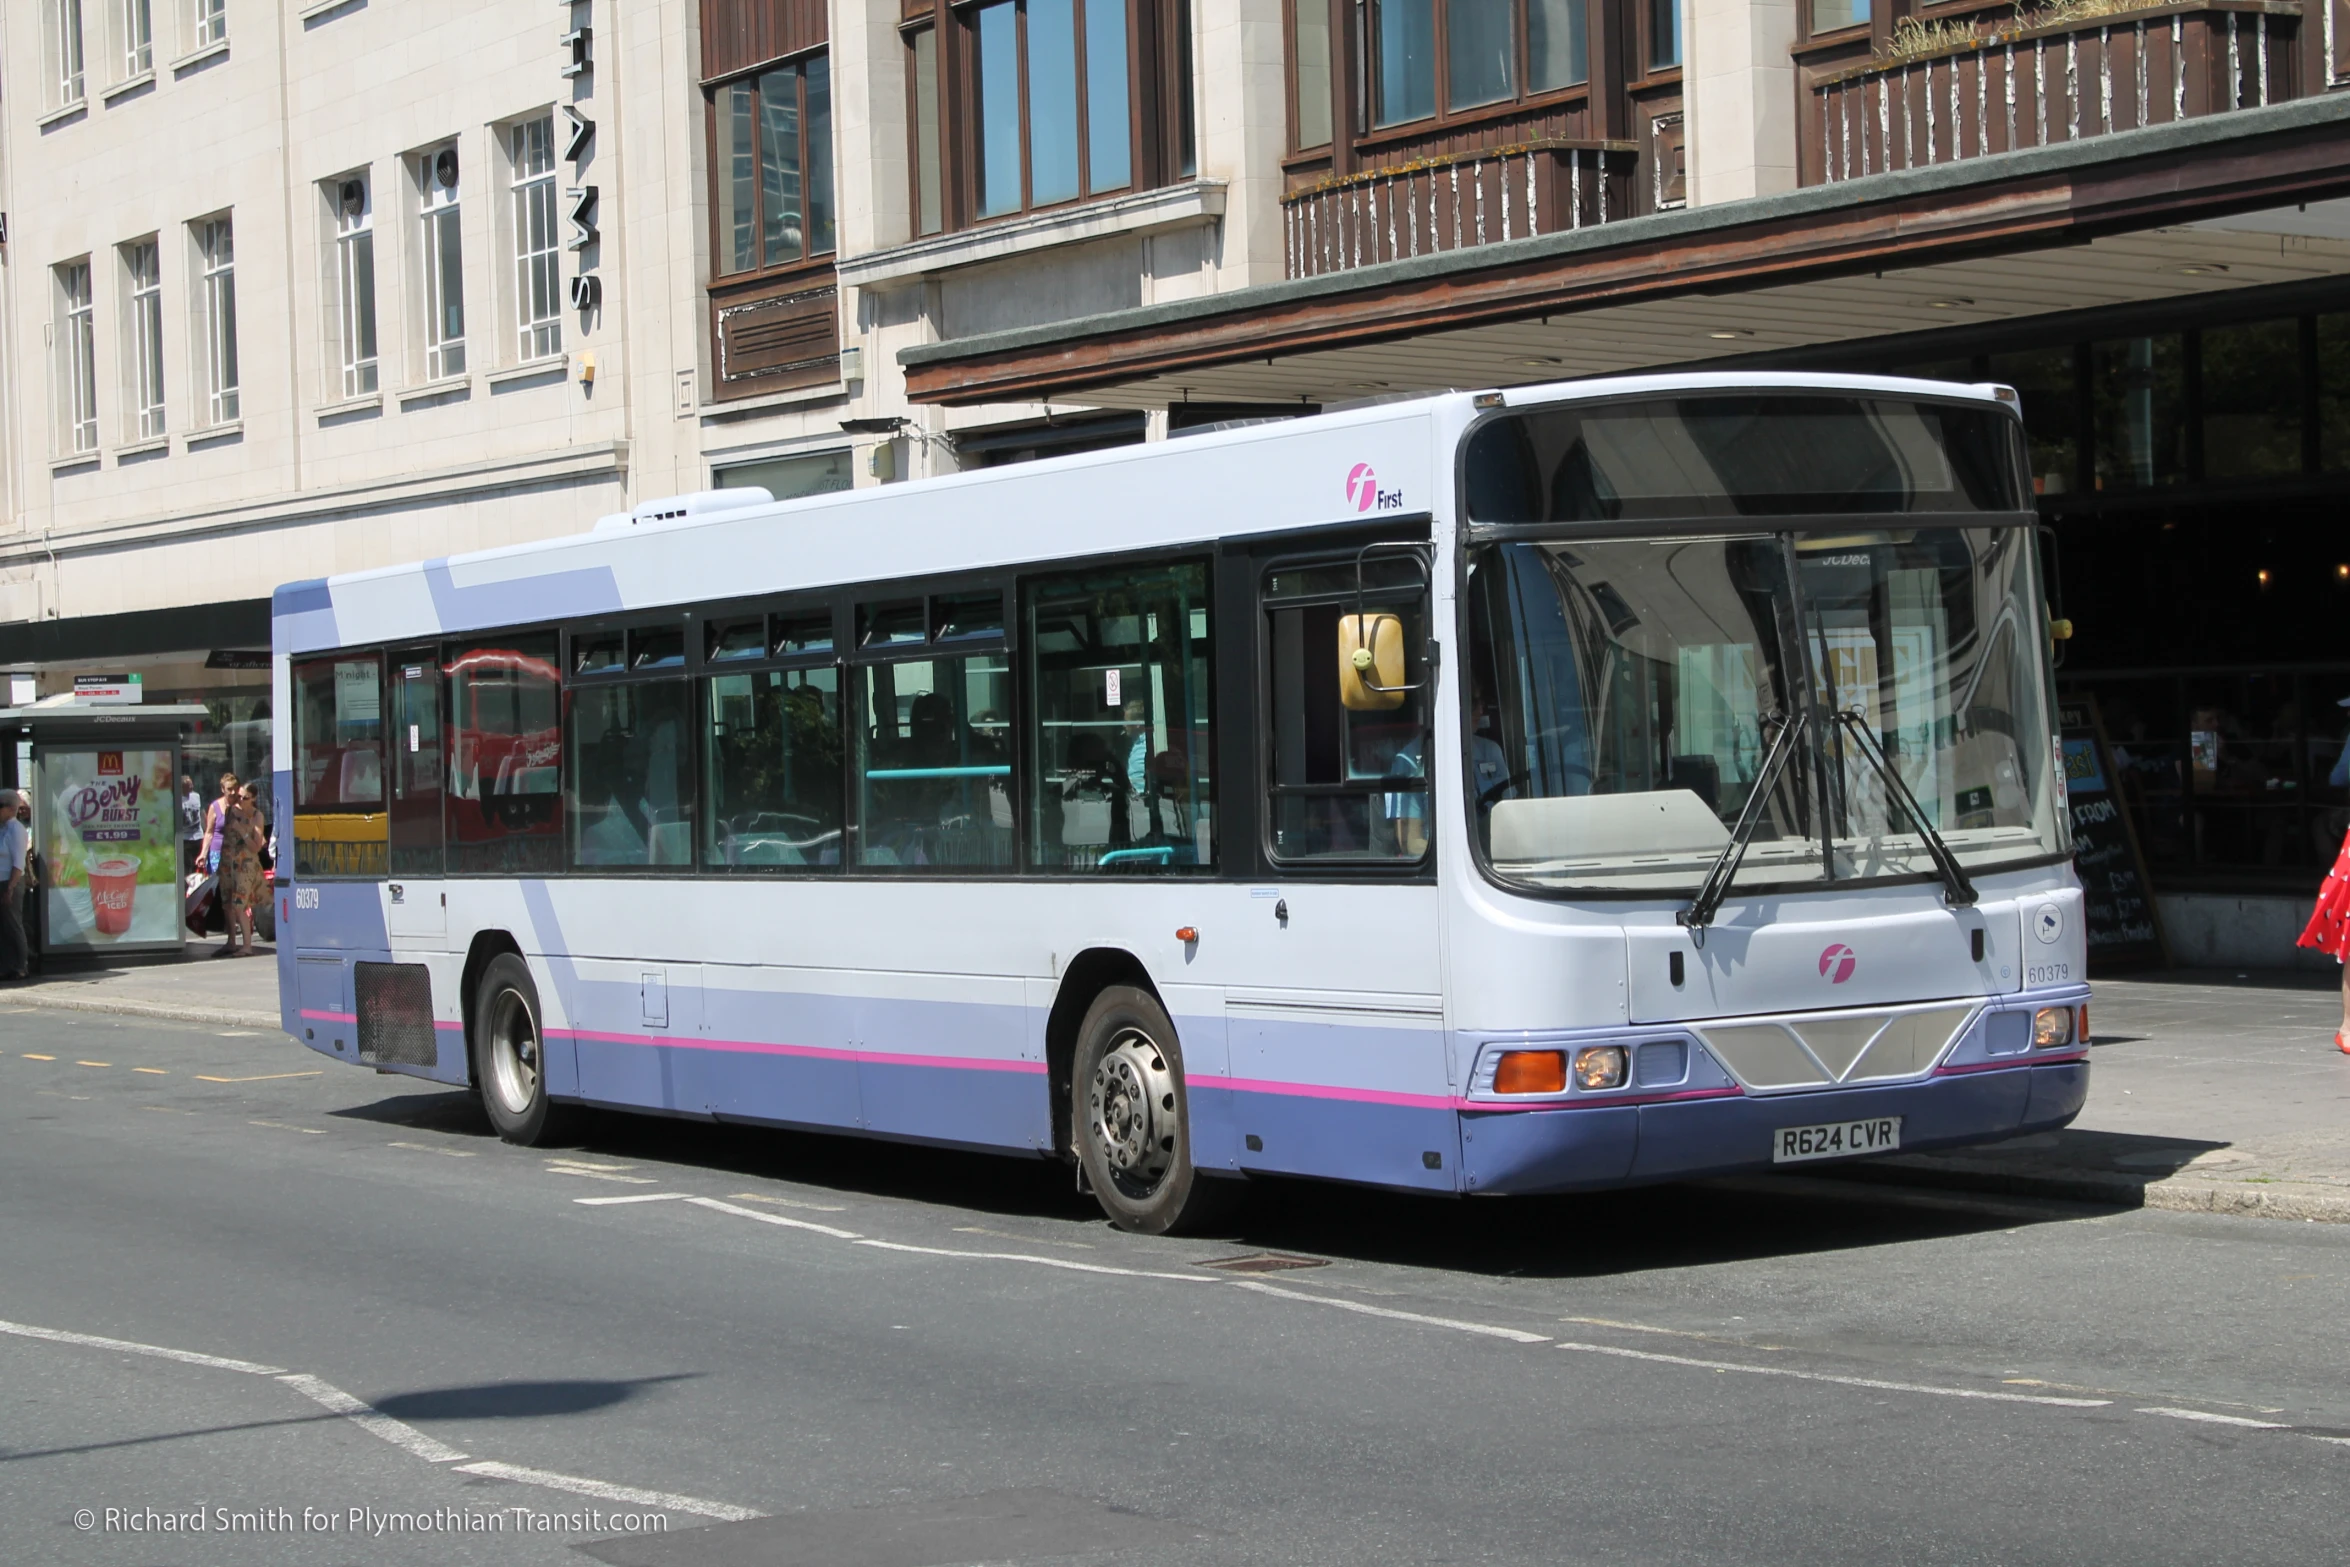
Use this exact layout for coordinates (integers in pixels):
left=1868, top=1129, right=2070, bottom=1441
left=220, top=784, right=265, bottom=957
left=2298, top=700, right=2350, bottom=1052
left=0, top=791, right=27, bottom=981
left=179, top=774, right=204, bottom=878
left=198, top=773, right=237, bottom=881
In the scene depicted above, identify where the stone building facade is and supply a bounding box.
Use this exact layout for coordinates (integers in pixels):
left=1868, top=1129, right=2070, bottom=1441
left=7, top=0, right=2350, bottom=956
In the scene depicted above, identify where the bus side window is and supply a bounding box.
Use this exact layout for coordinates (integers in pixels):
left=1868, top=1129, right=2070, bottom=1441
left=569, top=679, right=694, bottom=869
left=701, top=661, right=844, bottom=870
left=290, top=653, right=388, bottom=879
left=852, top=591, right=1014, bottom=871
left=445, top=634, right=563, bottom=875
left=1024, top=560, right=1215, bottom=874
left=1262, top=559, right=1429, bottom=864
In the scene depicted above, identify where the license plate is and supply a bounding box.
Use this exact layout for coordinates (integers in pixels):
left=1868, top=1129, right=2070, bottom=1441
left=1772, top=1116, right=1902, bottom=1164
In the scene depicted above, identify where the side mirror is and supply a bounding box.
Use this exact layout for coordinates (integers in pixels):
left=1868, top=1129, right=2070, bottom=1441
left=1339, top=613, right=1407, bottom=711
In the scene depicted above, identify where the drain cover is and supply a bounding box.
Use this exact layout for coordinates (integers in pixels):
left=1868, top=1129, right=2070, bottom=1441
left=1194, top=1252, right=1329, bottom=1273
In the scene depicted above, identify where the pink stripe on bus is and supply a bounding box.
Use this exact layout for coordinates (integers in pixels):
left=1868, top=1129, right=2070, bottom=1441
left=300, top=1009, right=357, bottom=1024
left=542, top=1028, right=1046, bottom=1075
left=1187, top=1074, right=1456, bottom=1111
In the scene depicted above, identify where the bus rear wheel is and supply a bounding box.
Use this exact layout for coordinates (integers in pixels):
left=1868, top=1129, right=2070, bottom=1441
left=471, top=954, right=575, bottom=1146
left=1073, top=985, right=1235, bottom=1235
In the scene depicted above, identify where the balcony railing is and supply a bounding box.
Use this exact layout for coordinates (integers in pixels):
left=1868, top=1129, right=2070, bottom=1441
left=1281, top=140, right=1637, bottom=280
left=1804, top=1, right=2302, bottom=186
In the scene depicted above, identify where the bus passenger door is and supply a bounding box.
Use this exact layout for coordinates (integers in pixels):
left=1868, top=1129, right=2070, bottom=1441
left=385, top=649, right=446, bottom=943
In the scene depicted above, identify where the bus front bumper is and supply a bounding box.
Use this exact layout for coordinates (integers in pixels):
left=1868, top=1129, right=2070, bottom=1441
left=1458, top=1056, right=2089, bottom=1195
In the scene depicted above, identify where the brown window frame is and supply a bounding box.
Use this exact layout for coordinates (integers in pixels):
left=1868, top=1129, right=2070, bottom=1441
left=704, top=45, right=837, bottom=288
left=902, top=0, right=1194, bottom=237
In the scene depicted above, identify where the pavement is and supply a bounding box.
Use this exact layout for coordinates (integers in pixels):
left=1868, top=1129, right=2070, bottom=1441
left=6, top=950, right=2347, bottom=1222
left=5, top=1004, right=2349, bottom=1565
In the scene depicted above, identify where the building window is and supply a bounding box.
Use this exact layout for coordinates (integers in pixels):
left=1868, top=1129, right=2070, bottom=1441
left=196, top=216, right=239, bottom=425
left=1808, top=0, right=1867, bottom=33
left=50, top=0, right=88, bottom=106
left=713, top=52, right=834, bottom=274
left=510, top=116, right=562, bottom=362
left=332, top=173, right=379, bottom=398
left=419, top=145, right=465, bottom=380
left=123, top=238, right=165, bottom=442
left=713, top=450, right=853, bottom=500
left=1289, top=0, right=1332, bottom=150
left=906, top=0, right=1188, bottom=232
left=910, top=28, right=944, bottom=235
left=189, top=0, right=223, bottom=49
left=1372, top=0, right=1585, bottom=127
left=56, top=260, right=98, bottom=455
left=118, top=0, right=151, bottom=78
left=1647, top=0, right=1678, bottom=70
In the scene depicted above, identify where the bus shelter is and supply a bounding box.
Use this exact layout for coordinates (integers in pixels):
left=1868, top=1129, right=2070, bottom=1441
left=0, top=703, right=210, bottom=960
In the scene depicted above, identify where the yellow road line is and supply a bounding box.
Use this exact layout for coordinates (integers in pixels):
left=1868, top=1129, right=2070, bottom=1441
left=22, top=1053, right=55, bottom=1061
left=143, top=1106, right=198, bottom=1116
left=74, top=1061, right=111, bottom=1068
left=195, top=1071, right=324, bottom=1083
left=133, top=1067, right=169, bottom=1076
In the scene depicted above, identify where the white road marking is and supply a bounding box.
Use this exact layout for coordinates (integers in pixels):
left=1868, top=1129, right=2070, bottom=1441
left=249, top=1120, right=327, bottom=1135
left=276, top=1373, right=471, bottom=1463
left=548, top=1167, right=657, bottom=1185
left=2137, top=1406, right=2290, bottom=1429
left=3, top=1313, right=766, bottom=1520
left=452, top=1460, right=762, bottom=1522
left=0, top=1317, right=285, bottom=1376
left=854, top=1236, right=1209, bottom=1283
left=389, top=1140, right=477, bottom=1158
left=687, top=1195, right=863, bottom=1240
left=575, top=1192, right=690, bottom=1206
left=546, top=1159, right=638, bottom=1172
left=1555, top=1340, right=2111, bottom=1406
left=1232, top=1280, right=1551, bottom=1343
left=729, top=1190, right=849, bottom=1213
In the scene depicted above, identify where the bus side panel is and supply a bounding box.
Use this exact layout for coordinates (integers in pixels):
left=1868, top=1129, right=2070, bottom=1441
left=1218, top=1008, right=1459, bottom=1192
left=284, top=880, right=390, bottom=1067
left=564, top=958, right=704, bottom=1112
left=1160, top=984, right=1235, bottom=1170
left=854, top=976, right=1042, bottom=1151
left=693, top=965, right=864, bottom=1131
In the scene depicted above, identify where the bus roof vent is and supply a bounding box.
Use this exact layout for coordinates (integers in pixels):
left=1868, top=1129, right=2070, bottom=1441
left=594, top=488, right=774, bottom=532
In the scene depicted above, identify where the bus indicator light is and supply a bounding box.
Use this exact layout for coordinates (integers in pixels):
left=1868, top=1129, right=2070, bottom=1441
left=1175, top=927, right=1198, bottom=944
left=1494, top=1051, right=1566, bottom=1094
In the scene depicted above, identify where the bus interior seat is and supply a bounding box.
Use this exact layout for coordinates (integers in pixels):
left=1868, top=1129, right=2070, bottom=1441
left=1489, top=789, right=1729, bottom=862
left=735, top=837, right=803, bottom=866
left=647, top=821, right=693, bottom=865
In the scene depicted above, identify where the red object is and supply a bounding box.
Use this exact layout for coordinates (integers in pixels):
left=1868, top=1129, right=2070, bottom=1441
left=88, top=858, right=138, bottom=936
left=2299, top=831, right=2350, bottom=961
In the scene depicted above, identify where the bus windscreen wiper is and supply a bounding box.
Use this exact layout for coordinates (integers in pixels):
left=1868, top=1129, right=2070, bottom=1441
left=1678, top=708, right=1806, bottom=935
left=1831, top=709, right=1979, bottom=909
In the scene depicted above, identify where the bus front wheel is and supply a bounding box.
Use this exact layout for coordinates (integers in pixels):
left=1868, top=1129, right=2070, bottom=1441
left=471, top=954, right=574, bottom=1146
left=1073, top=985, right=1235, bottom=1235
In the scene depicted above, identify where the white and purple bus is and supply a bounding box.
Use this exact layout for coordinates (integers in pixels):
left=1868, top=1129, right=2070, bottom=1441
left=272, top=373, right=2090, bottom=1233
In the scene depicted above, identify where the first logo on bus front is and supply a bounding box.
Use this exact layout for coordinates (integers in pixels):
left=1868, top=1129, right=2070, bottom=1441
left=1346, top=463, right=1403, bottom=513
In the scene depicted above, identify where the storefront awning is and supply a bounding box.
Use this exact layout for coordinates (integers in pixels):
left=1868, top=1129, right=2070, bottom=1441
left=899, top=95, right=2350, bottom=410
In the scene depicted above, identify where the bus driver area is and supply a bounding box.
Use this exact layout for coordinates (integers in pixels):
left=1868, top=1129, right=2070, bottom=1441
left=272, top=373, right=2090, bottom=1231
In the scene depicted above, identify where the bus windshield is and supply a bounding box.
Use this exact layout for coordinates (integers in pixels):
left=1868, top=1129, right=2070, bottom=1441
left=1461, top=525, right=2064, bottom=896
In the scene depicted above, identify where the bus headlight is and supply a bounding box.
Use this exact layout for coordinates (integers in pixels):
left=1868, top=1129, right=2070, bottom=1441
left=1494, top=1051, right=1566, bottom=1094
left=2032, top=1007, right=2074, bottom=1049
left=1574, top=1045, right=1628, bottom=1090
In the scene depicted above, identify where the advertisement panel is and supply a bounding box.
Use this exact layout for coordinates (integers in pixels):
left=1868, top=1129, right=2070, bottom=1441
left=40, top=747, right=183, bottom=951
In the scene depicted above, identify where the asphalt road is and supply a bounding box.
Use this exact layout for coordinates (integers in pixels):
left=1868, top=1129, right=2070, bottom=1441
left=4, top=1005, right=2346, bottom=1567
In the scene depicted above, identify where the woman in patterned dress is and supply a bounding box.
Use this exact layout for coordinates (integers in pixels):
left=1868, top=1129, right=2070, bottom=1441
left=219, top=784, right=266, bottom=957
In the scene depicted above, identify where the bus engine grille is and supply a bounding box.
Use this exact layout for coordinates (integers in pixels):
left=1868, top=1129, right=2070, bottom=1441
left=354, top=962, right=440, bottom=1068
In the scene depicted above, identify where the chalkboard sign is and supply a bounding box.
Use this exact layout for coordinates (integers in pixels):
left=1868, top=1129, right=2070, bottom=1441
left=2059, top=694, right=2168, bottom=971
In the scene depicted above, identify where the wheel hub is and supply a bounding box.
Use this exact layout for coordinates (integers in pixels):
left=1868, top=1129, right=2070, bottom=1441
left=488, top=991, right=540, bottom=1116
left=1090, top=1029, right=1178, bottom=1193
